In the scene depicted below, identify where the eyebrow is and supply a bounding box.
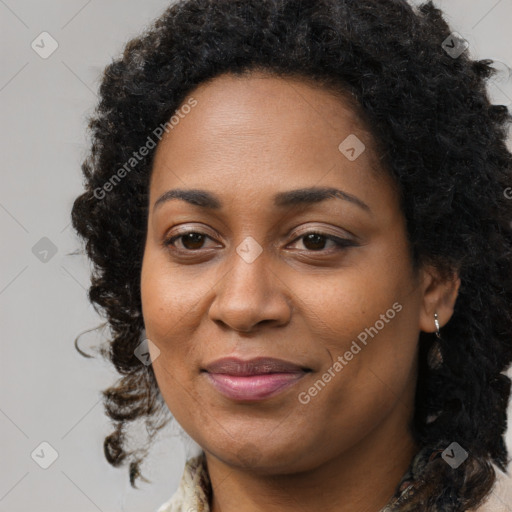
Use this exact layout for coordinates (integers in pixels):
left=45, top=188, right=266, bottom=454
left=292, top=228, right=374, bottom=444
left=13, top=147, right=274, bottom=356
left=153, top=186, right=371, bottom=214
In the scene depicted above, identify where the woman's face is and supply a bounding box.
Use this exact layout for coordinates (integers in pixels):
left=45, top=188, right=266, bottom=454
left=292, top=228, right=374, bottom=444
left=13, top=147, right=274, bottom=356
left=141, top=71, right=437, bottom=473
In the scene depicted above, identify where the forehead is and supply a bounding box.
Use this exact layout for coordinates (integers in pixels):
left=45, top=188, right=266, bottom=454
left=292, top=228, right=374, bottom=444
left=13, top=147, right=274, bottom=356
left=149, top=71, right=396, bottom=209
left=155, top=71, right=364, bottom=151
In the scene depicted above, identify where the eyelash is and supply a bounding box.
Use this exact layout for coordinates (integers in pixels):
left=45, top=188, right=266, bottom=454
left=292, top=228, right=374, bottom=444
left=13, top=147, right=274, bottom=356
left=163, top=230, right=356, bottom=253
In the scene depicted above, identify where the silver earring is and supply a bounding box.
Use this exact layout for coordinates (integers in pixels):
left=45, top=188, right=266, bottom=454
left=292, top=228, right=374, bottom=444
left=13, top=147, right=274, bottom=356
left=434, top=312, right=441, bottom=339
left=428, top=312, right=443, bottom=369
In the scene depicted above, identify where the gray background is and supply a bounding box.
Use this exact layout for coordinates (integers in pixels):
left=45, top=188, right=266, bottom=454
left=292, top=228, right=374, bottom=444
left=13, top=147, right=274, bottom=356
left=1, top=1, right=512, bottom=511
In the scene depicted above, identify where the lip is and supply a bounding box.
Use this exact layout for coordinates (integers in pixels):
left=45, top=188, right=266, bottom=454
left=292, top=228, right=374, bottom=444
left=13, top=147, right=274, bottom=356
left=203, top=357, right=310, bottom=401
left=204, top=356, right=309, bottom=375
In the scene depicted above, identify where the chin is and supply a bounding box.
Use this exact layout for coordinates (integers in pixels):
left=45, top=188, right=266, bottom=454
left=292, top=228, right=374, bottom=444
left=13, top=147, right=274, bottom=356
left=203, top=434, right=320, bottom=474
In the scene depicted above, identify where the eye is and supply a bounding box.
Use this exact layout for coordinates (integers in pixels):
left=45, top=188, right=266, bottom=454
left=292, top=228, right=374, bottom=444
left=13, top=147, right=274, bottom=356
left=164, top=231, right=217, bottom=251
left=288, top=231, right=356, bottom=252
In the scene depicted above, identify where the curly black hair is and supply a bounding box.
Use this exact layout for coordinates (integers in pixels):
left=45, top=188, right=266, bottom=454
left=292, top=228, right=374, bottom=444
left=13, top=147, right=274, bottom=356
left=70, top=0, right=512, bottom=509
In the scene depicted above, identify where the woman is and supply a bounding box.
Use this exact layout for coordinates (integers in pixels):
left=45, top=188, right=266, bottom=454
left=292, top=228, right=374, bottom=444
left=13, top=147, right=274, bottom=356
left=71, top=0, right=512, bottom=510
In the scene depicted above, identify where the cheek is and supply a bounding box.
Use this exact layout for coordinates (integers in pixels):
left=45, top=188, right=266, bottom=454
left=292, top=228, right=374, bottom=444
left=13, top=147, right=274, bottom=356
left=141, top=272, right=205, bottom=433
left=141, top=251, right=204, bottom=404
left=292, top=260, right=419, bottom=422
left=292, top=256, right=412, bottom=353
left=141, top=247, right=204, bottom=342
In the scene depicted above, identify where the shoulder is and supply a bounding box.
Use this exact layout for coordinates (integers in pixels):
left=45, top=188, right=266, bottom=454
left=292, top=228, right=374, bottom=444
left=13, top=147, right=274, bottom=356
left=155, top=453, right=211, bottom=512
left=470, top=467, right=512, bottom=512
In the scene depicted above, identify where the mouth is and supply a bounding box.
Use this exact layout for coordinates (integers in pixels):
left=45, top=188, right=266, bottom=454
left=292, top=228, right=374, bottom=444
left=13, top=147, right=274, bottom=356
left=202, top=357, right=312, bottom=401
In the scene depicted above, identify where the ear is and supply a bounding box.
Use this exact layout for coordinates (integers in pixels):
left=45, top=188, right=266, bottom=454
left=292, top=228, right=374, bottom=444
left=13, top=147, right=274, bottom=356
left=418, top=265, right=461, bottom=334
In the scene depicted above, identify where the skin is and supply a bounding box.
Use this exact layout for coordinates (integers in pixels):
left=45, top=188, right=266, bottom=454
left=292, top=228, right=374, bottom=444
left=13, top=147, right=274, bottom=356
left=140, top=71, right=460, bottom=512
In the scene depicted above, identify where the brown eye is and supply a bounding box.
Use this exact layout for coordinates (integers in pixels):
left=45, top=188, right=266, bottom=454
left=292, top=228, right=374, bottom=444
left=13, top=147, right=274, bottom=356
left=164, top=231, right=213, bottom=251
left=181, top=232, right=207, bottom=250
left=302, top=233, right=328, bottom=250
left=290, top=231, right=356, bottom=252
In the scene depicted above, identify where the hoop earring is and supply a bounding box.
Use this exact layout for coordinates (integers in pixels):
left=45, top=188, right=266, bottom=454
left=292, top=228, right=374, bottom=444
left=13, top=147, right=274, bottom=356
left=428, top=312, right=443, bottom=369
left=434, top=312, right=441, bottom=339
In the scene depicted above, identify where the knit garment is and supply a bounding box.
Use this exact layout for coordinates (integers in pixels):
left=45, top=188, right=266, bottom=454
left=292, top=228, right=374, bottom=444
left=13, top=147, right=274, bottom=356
left=156, top=446, right=511, bottom=512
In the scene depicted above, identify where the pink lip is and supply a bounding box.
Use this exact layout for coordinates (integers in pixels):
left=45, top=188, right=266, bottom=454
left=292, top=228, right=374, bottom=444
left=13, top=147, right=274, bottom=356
left=203, top=357, right=310, bottom=401
left=206, top=372, right=305, bottom=401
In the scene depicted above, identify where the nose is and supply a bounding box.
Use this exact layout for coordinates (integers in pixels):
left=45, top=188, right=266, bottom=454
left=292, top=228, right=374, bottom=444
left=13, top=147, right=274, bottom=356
left=208, top=245, right=292, bottom=333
